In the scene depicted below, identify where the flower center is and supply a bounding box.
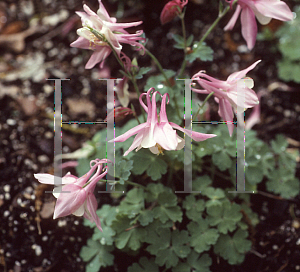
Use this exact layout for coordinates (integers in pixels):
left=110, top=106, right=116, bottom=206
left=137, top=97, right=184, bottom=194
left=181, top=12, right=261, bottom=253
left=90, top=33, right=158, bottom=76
left=155, top=143, right=164, bottom=155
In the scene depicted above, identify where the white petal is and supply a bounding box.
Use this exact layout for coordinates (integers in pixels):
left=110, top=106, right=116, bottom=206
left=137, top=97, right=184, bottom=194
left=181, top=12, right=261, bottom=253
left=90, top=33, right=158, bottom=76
left=77, top=27, right=94, bottom=41
left=52, top=186, right=64, bottom=198
left=176, top=136, right=185, bottom=150
left=72, top=203, right=85, bottom=216
left=149, top=145, right=159, bottom=154
left=255, top=12, right=272, bottom=25
left=238, top=78, right=254, bottom=89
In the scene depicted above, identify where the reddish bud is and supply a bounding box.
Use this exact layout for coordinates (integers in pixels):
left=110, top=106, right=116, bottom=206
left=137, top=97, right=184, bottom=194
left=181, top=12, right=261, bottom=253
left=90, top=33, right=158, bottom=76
left=160, top=0, right=188, bottom=25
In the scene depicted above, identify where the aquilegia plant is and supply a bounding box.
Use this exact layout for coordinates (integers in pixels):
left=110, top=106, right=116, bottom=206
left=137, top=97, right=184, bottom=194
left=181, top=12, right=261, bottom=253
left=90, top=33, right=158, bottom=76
left=35, top=0, right=300, bottom=271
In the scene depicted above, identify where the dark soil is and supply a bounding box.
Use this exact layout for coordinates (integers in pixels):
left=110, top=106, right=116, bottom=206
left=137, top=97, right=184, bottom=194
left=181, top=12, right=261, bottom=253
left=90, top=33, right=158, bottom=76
left=0, top=0, right=299, bottom=271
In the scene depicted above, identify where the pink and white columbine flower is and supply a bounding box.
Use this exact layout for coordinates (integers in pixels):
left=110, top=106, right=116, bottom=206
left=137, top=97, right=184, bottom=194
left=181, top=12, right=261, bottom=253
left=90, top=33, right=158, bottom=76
left=70, top=0, right=145, bottom=69
left=192, top=60, right=261, bottom=136
left=224, top=0, right=293, bottom=50
left=110, top=88, right=216, bottom=156
left=160, top=0, right=188, bottom=25
left=34, top=159, right=111, bottom=232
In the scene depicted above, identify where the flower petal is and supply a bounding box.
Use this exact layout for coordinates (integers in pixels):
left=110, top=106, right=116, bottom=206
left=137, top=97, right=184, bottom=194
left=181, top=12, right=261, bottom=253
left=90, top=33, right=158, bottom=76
left=124, top=131, right=145, bottom=156
left=53, top=184, right=86, bottom=219
left=84, top=194, right=102, bottom=232
left=110, top=123, right=147, bottom=143
left=153, top=123, right=178, bottom=150
left=169, top=122, right=217, bottom=141
left=227, top=60, right=261, bottom=82
left=224, top=5, right=242, bottom=31
left=240, top=6, right=257, bottom=50
left=219, top=98, right=235, bottom=136
left=254, top=0, right=293, bottom=22
left=85, top=48, right=111, bottom=69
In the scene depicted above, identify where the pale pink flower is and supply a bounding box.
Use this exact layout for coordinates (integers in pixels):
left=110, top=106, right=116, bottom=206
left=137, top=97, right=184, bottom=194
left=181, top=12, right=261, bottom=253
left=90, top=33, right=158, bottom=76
left=192, top=60, right=261, bottom=136
left=70, top=0, right=145, bottom=69
left=110, top=88, right=216, bottom=156
left=224, top=0, right=293, bottom=50
left=160, top=0, right=188, bottom=25
left=245, top=91, right=262, bottom=130
left=34, top=159, right=111, bottom=232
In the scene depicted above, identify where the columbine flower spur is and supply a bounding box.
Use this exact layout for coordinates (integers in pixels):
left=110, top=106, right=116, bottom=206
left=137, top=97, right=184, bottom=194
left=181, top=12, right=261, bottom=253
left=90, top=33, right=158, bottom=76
left=34, top=159, right=111, bottom=232
left=70, top=0, right=145, bottom=69
left=110, top=88, right=216, bottom=156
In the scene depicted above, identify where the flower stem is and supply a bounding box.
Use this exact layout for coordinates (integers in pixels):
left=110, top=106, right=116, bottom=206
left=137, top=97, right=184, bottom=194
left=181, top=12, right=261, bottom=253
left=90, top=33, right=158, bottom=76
left=178, top=10, right=187, bottom=78
left=192, top=92, right=214, bottom=121
left=131, top=76, right=146, bottom=122
left=145, top=49, right=172, bottom=86
left=145, top=49, right=181, bottom=119
left=199, top=4, right=230, bottom=44
left=125, top=180, right=148, bottom=191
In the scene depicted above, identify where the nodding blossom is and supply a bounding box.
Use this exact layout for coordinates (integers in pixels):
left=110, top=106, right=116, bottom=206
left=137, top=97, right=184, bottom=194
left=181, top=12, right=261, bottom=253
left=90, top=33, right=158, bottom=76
left=224, top=0, right=293, bottom=50
left=192, top=60, right=261, bottom=136
left=70, top=0, right=145, bottom=69
left=34, top=159, right=111, bottom=232
left=110, top=88, right=216, bottom=156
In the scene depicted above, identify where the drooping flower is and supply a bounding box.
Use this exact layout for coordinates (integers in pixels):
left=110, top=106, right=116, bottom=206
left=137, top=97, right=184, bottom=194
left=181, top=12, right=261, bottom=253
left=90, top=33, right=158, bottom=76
left=192, top=60, right=261, bottom=136
left=34, top=159, right=111, bottom=232
left=109, top=88, right=216, bottom=156
left=160, top=0, right=188, bottom=25
left=224, top=0, right=293, bottom=50
left=70, top=0, right=145, bottom=69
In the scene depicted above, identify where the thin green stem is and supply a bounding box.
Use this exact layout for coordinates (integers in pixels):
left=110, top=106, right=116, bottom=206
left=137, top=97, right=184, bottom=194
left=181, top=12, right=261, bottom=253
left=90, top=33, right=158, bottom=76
left=125, top=180, right=148, bottom=191
left=199, top=5, right=230, bottom=45
left=145, top=49, right=172, bottom=86
left=131, top=104, right=141, bottom=125
left=178, top=12, right=187, bottom=78
left=131, top=77, right=146, bottom=122
left=145, top=49, right=181, bottom=119
left=192, top=92, right=214, bottom=121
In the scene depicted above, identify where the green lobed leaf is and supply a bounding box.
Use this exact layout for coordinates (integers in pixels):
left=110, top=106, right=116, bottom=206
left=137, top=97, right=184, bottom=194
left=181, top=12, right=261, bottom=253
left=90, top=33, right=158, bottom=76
left=173, top=251, right=212, bottom=272
left=271, top=134, right=289, bottom=154
left=277, top=59, right=300, bottom=83
left=118, top=188, right=145, bottom=218
left=186, top=42, right=213, bottom=63
left=146, top=229, right=191, bottom=269
left=183, top=195, right=205, bottom=221
left=212, top=151, right=232, bottom=171
left=207, top=200, right=242, bottom=234
left=187, top=219, right=219, bottom=253
left=214, top=229, right=251, bottom=265
left=153, top=191, right=183, bottom=223
left=144, top=70, right=176, bottom=95
left=92, top=225, right=116, bottom=246
left=192, top=175, right=213, bottom=192
left=95, top=205, right=117, bottom=227
left=115, top=159, right=133, bottom=184
left=266, top=169, right=300, bottom=198
left=80, top=239, right=114, bottom=272
left=131, top=149, right=168, bottom=180
left=138, top=209, right=154, bottom=226
left=111, top=215, right=146, bottom=251
left=128, top=257, right=159, bottom=272
left=134, top=67, right=152, bottom=79
left=145, top=183, right=166, bottom=202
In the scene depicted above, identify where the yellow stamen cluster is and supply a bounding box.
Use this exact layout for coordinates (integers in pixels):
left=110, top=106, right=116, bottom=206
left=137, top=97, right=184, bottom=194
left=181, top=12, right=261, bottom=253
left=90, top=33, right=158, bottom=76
left=155, top=143, right=164, bottom=155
